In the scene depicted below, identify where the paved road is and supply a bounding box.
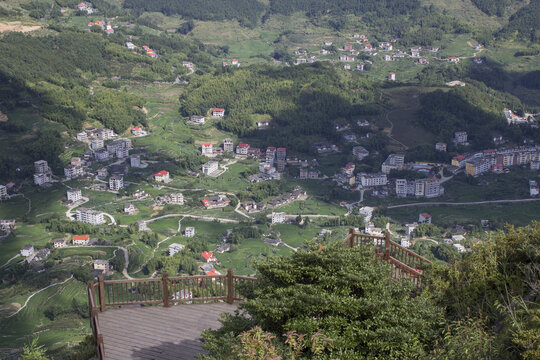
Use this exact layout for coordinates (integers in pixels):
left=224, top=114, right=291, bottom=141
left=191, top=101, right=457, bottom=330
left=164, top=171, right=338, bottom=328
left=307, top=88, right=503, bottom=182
left=388, top=198, right=540, bottom=209
left=0, top=254, right=21, bottom=268
left=145, top=213, right=241, bottom=224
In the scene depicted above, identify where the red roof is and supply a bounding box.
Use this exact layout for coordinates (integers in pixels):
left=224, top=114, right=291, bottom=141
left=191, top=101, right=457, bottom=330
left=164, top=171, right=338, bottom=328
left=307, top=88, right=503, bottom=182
left=420, top=213, right=431, bottom=218
left=493, top=164, right=503, bottom=167
left=277, top=147, right=286, bottom=151
left=237, top=143, right=249, bottom=148
left=202, top=143, right=212, bottom=146
left=202, top=251, right=216, bottom=261
left=213, top=108, right=225, bottom=112
left=345, top=44, right=351, bottom=46
left=456, top=155, right=465, bottom=160
left=155, top=170, right=169, bottom=177
left=133, top=127, right=140, bottom=130
left=485, top=149, right=495, bottom=153
left=73, top=235, right=89, bottom=241
left=207, top=270, right=218, bottom=276
left=267, top=146, right=275, bottom=151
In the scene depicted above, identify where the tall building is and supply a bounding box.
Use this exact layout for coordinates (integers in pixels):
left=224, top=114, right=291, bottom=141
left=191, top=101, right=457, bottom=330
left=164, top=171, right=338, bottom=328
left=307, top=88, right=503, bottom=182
left=223, top=138, right=234, bottom=152
left=266, top=147, right=276, bottom=165
left=395, top=179, right=407, bottom=197
left=76, top=208, right=105, bottom=225
left=34, top=160, right=49, bottom=174
left=0, top=185, right=7, bottom=198
left=170, top=193, right=184, bottom=205
left=67, top=188, right=82, bottom=202
left=109, top=175, right=124, bottom=191
left=381, top=154, right=405, bottom=174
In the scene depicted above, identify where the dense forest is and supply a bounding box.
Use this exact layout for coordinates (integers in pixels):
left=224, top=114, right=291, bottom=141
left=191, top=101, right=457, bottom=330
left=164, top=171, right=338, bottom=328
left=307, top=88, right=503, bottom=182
left=470, top=0, right=511, bottom=16
left=123, top=0, right=265, bottom=27
left=497, top=0, right=540, bottom=43
left=201, top=223, right=540, bottom=359
left=180, top=63, right=376, bottom=151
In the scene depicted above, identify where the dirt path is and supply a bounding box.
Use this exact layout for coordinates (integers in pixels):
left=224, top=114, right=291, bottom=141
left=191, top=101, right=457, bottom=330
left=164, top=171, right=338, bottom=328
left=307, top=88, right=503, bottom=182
left=0, top=22, right=41, bottom=33
left=7, top=276, right=73, bottom=318
left=388, top=198, right=540, bottom=209
left=0, top=254, right=21, bottom=269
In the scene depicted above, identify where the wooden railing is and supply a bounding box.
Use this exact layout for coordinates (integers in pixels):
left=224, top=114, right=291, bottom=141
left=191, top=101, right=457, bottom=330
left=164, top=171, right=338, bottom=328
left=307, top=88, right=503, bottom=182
left=86, top=269, right=256, bottom=359
left=342, top=228, right=431, bottom=287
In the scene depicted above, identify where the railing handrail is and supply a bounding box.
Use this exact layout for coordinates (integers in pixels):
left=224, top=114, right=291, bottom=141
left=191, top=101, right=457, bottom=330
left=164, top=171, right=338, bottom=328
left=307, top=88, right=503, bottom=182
left=387, top=238, right=432, bottom=264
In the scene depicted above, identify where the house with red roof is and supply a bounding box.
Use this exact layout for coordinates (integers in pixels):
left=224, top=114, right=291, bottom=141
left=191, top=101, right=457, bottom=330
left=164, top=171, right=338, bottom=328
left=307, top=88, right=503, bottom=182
left=344, top=44, right=353, bottom=51
left=154, top=170, right=170, bottom=183
left=212, top=108, right=225, bottom=118
left=388, top=72, right=396, bottom=81
left=201, top=251, right=217, bottom=263
left=201, top=195, right=230, bottom=209
left=201, top=143, right=213, bottom=156
left=235, top=143, right=250, bottom=155
left=418, top=213, right=432, bottom=224
left=72, top=234, right=90, bottom=245
left=449, top=56, right=460, bottom=63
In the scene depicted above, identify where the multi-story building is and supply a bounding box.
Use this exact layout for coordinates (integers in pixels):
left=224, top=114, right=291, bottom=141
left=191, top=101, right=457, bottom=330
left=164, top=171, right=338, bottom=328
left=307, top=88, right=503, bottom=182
left=33, top=172, right=51, bottom=186
left=93, top=259, right=110, bottom=274
left=419, top=212, right=432, bottom=223
left=90, top=139, right=104, bottom=150
left=453, top=131, right=468, bottom=146
left=188, top=115, right=205, bottom=125
left=154, top=170, right=170, bottom=182
left=53, top=239, right=67, bottom=248
left=276, top=147, right=286, bottom=160
left=202, top=160, right=219, bottom=175
left=124, top=203, right=136, bottom=214
left=130, top=155, right=141, bottom=168
left=76, top=132, right=88, bottom=142
left=358, top=173, right=388, bottom=187
left=381, top=154, right=405, bottom=174
left=425, top=178, right=443, bottom=198
left=0, top=185, right=7, bottom=198
left=352, top=146, right=369, bottom=160
left=64, top=164, right=84, bottom=179
left=465, top=158, right=491, bottom=176
left=109, top=175, right=124, bottom=191
left=358, top=206, right=374, bottom=224
left=94, top=148, right=110, bottom=162
left=34, top=160, right=49, bottom=174
left=236, top=143, right=250, bottom=155
left=266, top=147, right=276, bottom=165
left=435, top=142, right=447, bottom=152
left=67, top=188, right=82, bottom=202
left=395, top=179, right=407, bottom=197
left=271, top=212, right=286, bottom=224
left=76, top=208, right=105, bottom=225
left=20, top=245, right=34, bottom=257
left=212, top=108, right=225, bottom=117
left=201, top=195, right=230, bottom=209
left=97, top=128, right=115, bottom=140
left=184, top=227, right=195, bottom=237
left=223, top=138, right=234, bottom=152
left=201, top=143, right=213, bottom=156
left=170, top=193, right=184, bottom=205
left=168, top=243, right=185, bottom=256
left=72, top=235, right=90, bottom=245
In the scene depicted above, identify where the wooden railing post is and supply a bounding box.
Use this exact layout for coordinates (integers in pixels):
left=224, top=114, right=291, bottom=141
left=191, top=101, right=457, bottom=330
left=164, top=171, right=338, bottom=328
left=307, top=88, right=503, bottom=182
left=348, top=228, right=354, bottom=248
left=98, top=276, right=106, bottom=312
left=384, top=232, right=390, bottom=260
left=87, top=281, right=94, bottom=318
left=227, top=269, right=234, bottom=304
left=162, top=272, right=169, bottom=308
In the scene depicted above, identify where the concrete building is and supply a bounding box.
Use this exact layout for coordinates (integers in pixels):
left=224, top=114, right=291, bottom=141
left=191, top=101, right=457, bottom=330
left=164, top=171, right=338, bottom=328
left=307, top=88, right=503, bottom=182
left=53, top=239, right=67, bottom=248
left=405, top=223, right=418, bottom=236
left=188, top=115, right=205, bottom=125
left=388, top=72, right=396, bottom=81
left=271, top=212, right=286, bottom=224
left=202, top=160, right=219, bottom=175
left=358, top=206, right=374, bottom=224
left=168, top=243, right=185, bottom=256
left=0, top=185, right=7, bottom=198
left=212, top=108, right=225, bottom=117
left=419, top=213, right=432, bottom=223
left=381, top=154, right=405, bottom=174
left=67, top=188, right=82, bottom=202
left=94, top=148, right=110, bottom=162
left=466, top=158, right=491, bottom=176
left=76, top=208, right=105, bottom=225
left=236, top=143, right=250, bottom=155
left=109, top=175, right=124, bottom=191
left=266, top=147, right=276, bottom=165
left=201, top=143, right=213, bottom=156
left=97, top=128, right=115, bottom=140
left=184, top=227, right=195, bottom=237
left=20, top=245, right=34, bottom=257
left=395, top=179, right=408, bottom=197
left=34, top=160, right=49, bottom=174
left=90, top=139, right=104, bottom=150
left=223, top=138, right=234, bottom=152
left=64, top=165, right=83, bottom=179
left=93, top=259, right=110, bottom=273
left=530, top=180, right=539, bottom=197
left=352, top=146, right=369, bottom=160
left=130, top=155, right=141, bottom=168
left=76, top=132, right=88, bottom=141
left=154, top=170, right=170, bottom=183
left=425, top=178, right=443, bottom=198
left=124, top=203, right=136, bottom=214
left=170, top=193, right=184, bottom=205
left=72, top=234, right=90, bottom=245
left=358, top=173, right=388, bottom=187
left=435, top=142, right=447, bottom=152
left=33, top=172, right=51, bottom=186
left=453, top=131, right=468, bottom=146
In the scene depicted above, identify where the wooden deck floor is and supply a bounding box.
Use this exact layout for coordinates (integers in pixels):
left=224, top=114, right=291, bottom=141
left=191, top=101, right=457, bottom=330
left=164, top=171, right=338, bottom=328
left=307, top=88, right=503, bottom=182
left=98, top=303, right=238, bottom=360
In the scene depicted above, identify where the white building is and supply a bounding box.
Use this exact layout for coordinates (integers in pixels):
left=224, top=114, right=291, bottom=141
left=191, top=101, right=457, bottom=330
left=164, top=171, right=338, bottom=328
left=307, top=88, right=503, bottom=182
left=453, top=131, right=468, bottom=146
left=381, top=154, right=405, bottom=174
left=53, top=239, right=66, bottom=248
left=90, top=139, right=104, bottom=150
left=425, top=179, right=443, bottom=198
left=109, top=175, right=124, bottom=191
left=358, top=206, right=374, bottom=224
left=418, top=212, right=432, bottom=223
left=184, top=227, right=195, bottom=237
left=388, top=72, right=396, bottom=81
left=352, top=146, right=369, bottom=160
left=97, top=128, right=116, bottom=141
left=401, top=237, right=411, bottom=248
left=201, top=143, right=213, bottom=156
left=530, top=180, right=539, bottom=197
left=67, top=188, right=82, bottom=202
left=405, top=223, right=418, bottom=236
left=271, top=212, right=286, bottom=224
left=76, top=208, right=105, bottom=225
left=20, top=245, right=34, bottom=257
left=154, top=170, right=170, bottom=182
left=435, top=142, right=447, bottom=152
left=124, top=203, right=136, bottom=214
left=202, top=160, right=219, bottom=175
left=212, top=108, right=225, bottom=117
left=168, top=243, right=185, bottom=256
left=170, top=193, right=184, bottom=205
left=76, top=132, right=88, bottom=142
left=130, top=155, right=141, bottom=168
left=395, top=179, right=408, bottom=197
left=188, top=115, right=205, bottom=125
left=453, top=244, right=466, bottom=253
left=0, top=185, right=7, bottom=198
left=94, top=259, right=110, bottom=273
left=358, top=173, right=388, bottom=187
left=94, top=149, right=110, bottom=162
left=34, top=160, right=49, bottom=174
left=236, top=143, right=250, bottom=155
left=64, top=165, right=83, bottom=179
left=223, top=138, right=234, bottom=152
left=33, top=172, right=51, bottom=186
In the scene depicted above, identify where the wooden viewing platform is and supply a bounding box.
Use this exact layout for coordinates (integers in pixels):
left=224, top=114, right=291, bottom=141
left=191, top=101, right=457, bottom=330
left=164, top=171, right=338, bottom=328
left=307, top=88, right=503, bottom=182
left=87, top=229, right=430, bottom=359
